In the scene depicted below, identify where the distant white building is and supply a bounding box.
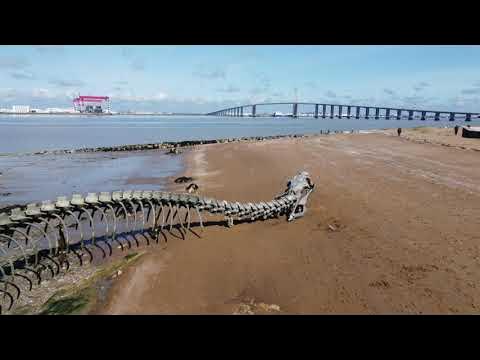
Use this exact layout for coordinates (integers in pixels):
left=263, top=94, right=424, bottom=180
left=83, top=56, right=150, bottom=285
left=46, top=107, right=76, bottom=113
left=12, top=105, right=30, bottom=113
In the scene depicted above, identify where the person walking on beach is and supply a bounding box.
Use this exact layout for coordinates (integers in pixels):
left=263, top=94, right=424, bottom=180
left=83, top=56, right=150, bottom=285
left=397, top=128, right=402, bottom=136
left=454, top=125, right=459, bottom=135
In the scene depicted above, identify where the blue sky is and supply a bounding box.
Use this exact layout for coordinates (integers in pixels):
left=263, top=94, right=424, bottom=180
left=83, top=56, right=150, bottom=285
left=1, top=45, right=480, bottom=112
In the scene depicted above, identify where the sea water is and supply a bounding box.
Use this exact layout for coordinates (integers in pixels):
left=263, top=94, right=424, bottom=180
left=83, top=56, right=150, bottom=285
left=1, top=114, right=478, bottom=154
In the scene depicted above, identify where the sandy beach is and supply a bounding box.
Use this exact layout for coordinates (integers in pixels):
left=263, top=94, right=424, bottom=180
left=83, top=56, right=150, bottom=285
left=95, top=128, right=480, bottom=314
left=382, top=126, right=480, bottom=152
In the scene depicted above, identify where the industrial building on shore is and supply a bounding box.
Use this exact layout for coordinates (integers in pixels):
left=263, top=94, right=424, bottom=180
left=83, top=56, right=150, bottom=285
left=0, top=105, right=78, bottom=114
left=1, top=94, right=113, bottom=115
left=73, top=95, right=111, bottom=114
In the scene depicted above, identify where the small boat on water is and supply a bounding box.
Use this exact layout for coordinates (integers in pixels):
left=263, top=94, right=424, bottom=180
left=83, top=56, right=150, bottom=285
left=462, top=126, right=480, bottom=139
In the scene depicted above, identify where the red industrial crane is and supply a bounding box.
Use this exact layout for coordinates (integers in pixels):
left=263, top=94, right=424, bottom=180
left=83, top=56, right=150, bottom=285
left=73, top=95, right=111, bottom=113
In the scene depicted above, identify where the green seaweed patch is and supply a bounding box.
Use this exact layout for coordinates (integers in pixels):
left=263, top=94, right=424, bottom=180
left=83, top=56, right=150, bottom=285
left=38, top=251, right=145, bottom=315
left=124, top=252, right=138, bottom=261
left=40, top=288, right=93, bottom=315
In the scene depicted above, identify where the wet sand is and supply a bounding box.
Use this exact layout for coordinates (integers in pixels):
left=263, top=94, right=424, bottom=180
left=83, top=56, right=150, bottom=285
left=88, top=129, right=479, bottom=313
left=0, top=150, right=182, bottom=207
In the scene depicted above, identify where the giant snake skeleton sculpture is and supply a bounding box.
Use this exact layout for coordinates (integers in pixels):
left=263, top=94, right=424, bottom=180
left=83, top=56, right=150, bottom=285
left=0, top=171, right=314, bottom=314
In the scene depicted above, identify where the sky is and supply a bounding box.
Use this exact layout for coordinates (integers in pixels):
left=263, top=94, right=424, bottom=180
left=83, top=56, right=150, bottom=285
left=1, top=45, right=480, bottom=113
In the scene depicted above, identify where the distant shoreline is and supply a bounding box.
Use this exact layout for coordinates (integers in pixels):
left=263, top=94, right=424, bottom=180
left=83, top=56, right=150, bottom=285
left=0, top=112, right=206, bottom=116
left=1, top=112, right=479, bottom=120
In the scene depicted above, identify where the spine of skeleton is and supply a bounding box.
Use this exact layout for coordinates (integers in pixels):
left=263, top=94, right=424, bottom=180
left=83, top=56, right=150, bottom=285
left=0, top=172, right=313, bottom=313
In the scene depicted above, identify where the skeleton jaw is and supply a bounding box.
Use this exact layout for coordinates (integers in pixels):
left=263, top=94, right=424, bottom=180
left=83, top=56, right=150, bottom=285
left=285, top=171, right=315, bottom=222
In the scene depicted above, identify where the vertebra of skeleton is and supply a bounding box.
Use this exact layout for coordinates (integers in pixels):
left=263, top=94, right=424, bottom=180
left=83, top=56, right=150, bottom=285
left=0, top=171, right=314, bottom=314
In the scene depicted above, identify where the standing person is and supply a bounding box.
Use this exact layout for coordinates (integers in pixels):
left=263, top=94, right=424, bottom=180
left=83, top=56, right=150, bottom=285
left=397, top=128, right=402, bottom=136
left=454, top=125, right=459, bottom=135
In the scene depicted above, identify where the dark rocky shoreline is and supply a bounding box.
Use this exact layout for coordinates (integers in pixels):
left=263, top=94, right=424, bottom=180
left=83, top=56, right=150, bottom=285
left=28, top=131, right=351, bottom=156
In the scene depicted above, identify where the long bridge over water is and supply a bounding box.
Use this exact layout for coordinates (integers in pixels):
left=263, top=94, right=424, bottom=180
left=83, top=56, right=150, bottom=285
left=207, top=102, right=480, bottom=121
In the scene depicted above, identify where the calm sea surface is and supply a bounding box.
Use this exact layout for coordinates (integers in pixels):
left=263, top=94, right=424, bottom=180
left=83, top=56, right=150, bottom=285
left=1, top=114, right=479, bottom=154
left=0, top=150, right=183, bottom=205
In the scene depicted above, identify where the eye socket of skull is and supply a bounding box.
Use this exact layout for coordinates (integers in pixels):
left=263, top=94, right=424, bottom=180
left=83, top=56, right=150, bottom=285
left=294, top=205, right=304, bottom=214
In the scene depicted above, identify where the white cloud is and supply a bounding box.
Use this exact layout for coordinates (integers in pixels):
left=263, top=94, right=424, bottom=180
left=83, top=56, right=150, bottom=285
left=174, top=97, right=209, bottom=104
left=64, top=90, right=79, bottom=98
left=112, top=92, right=169, bottom=102
left=217, top=85, right=240, bottom=93
left=49, top=79, right=85, bottom=87
left=32, top=88, right=55, bottom=99
left=193, top=66, right=226, bottom=79
left=11, top=70, right=35, bottom=80
left=152, top=92, right=168, bottom=100
left=0, top=88, right=17, bottom=99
